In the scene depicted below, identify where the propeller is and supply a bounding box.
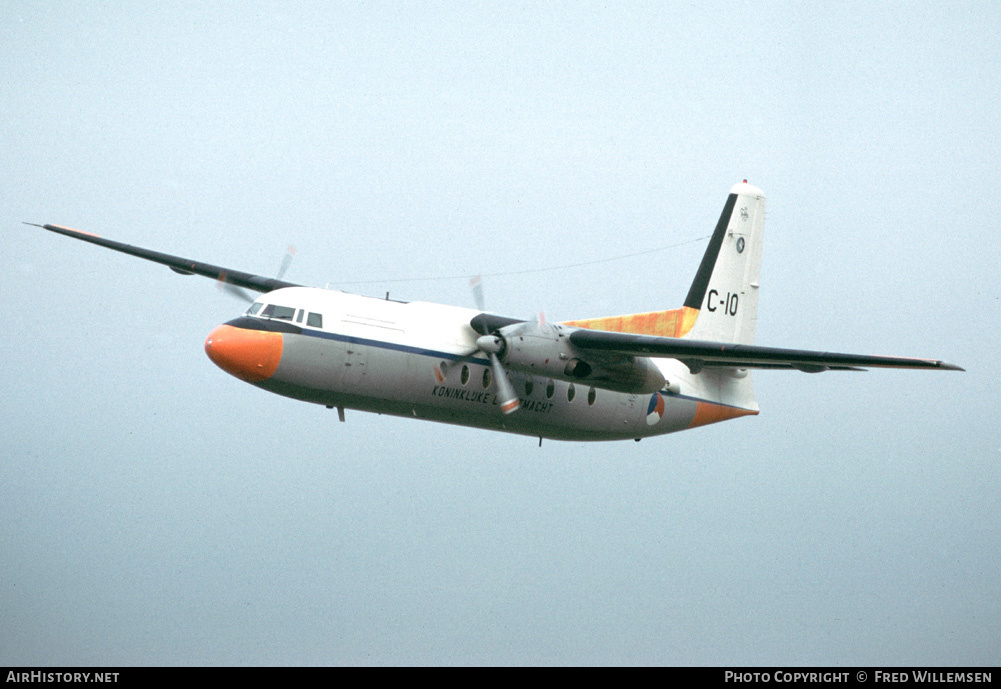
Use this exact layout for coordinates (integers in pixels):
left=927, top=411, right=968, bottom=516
left=217, top=245, right=298, bottom=303
left=463, top=276, right=550, bottom=416
left=475, top=332, right=521, bottom=414
left=216, top=273, right=255, bottom=303
left=458, top=276, right=519, bottom=414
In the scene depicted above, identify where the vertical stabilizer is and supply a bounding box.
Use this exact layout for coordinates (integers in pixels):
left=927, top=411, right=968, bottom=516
left=684, top=182, right=766, bottom=344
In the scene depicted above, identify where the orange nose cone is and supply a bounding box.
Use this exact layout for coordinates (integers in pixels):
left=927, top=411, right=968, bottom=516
left=204, top=324, right=283, bottom=382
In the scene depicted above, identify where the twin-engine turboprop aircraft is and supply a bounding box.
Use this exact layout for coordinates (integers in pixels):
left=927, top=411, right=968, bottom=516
left=28, top=182, right=961, bottom=442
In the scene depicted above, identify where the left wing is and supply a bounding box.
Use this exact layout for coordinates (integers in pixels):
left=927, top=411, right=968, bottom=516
left=568, top=328, right=964, bottom=373
left=26, top=223, right=302, bottom=294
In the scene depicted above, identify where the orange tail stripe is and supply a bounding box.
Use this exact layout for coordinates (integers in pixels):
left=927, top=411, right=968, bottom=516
left=688, top=402, right=758, bottom=429
left=563, top=306, right=699, bottom=338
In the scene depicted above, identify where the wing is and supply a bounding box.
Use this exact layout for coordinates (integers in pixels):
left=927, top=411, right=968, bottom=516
left=26, top=223, right=302, bottom=294
left=567, top=329, right=964, bottom=373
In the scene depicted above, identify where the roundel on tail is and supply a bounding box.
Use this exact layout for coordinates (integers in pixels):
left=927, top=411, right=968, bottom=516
left=646, top=393, right=665, bottom=425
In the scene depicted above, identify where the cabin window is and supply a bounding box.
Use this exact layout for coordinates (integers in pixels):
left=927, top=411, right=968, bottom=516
left=307, top=312, right=323, bottom=328
left=295, top=309, right=304, bottom=323
left=246, top=303, right=263, bottom=316
left=588, top=387, right=596, bottom=406
left=482, top=368, right=491, bottom=389
left=567, top=383, right=576, bottom=402
left=461, top=365, right=470, bottom=385
left=261, top=304, right=295, bottom=321
left=525, top=379, right=534, bottom=396
left=546, top=379, right=555, bottom=399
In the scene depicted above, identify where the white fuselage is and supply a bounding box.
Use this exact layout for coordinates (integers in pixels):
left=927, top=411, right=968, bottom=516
left=218, top=287, right=757, bottom=441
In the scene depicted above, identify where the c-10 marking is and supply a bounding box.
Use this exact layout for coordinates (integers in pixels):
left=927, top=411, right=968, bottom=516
left=707, top=289, right=738, bottom=316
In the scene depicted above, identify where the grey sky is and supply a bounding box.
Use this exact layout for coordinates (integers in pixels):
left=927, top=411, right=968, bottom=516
left=2, top=1, right=997, bottom=666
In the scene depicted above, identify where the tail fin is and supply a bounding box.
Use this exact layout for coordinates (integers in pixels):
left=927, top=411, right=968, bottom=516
left=684, top=181, right=766, bottom=344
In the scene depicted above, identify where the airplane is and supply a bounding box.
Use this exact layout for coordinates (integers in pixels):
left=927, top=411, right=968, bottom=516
left=26, top=181, right=962, bottom=443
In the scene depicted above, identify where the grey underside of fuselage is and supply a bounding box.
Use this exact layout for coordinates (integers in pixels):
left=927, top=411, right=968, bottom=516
left=252, top=331, right=701, bottom=441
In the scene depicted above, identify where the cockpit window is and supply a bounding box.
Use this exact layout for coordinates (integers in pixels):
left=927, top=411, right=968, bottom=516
left=261, top=304, right=296, bottom=321
left=307, top=312, right=323, bottom=328
left=246, top=303, right=263, bottom=316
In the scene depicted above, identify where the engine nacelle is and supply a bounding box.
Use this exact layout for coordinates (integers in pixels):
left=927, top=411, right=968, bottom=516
left=493, top=322, right=666, bottom=394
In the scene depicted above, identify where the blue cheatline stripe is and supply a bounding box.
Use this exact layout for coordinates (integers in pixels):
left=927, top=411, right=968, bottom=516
left=247, top=319, right=755, bottom=412
left=297, top=325, right=491, bottom=363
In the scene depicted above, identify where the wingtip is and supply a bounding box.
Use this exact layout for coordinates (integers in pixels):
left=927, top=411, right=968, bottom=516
left=22, top=222, right=45, bottom=228
left=939, top=362, right=965, bottom=372
left=30, top=223, right=103, bottom=238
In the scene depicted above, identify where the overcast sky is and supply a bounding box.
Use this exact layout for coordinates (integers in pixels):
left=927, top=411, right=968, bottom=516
left=2, top=1, right=997, bottom=666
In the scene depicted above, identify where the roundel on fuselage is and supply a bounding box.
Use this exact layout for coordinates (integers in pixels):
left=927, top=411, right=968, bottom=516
left=646, top=393, right=665, bottom=425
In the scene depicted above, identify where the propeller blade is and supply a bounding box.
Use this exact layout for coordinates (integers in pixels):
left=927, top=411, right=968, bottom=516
left=217, top=274, right=255, bottom=302
left=469, top=274, right=485, bottom=311
left=466, top=315, right=522, bottom=415
left=276, top=245, right=297, bottom=281
left=489, top=352, right=520, bottom=414
left=218, top=246, right=296, bottom=304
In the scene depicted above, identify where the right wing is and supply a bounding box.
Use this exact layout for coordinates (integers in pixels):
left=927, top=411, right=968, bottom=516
left=567, top=328, right=964, bottom=373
